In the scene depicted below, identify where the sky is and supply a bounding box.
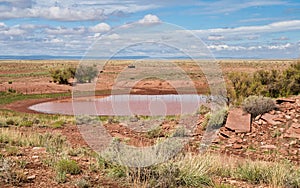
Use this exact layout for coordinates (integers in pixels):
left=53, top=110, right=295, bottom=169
left=0, top=0, right=300, bottom=59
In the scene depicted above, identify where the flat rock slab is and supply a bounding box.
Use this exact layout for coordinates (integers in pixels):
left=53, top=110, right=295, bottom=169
left=284, top=123, right=300, bottom=139
left=260, top=145, right=277, bottom=150
left=261, top=113, right=281, bottom=125
left=276, top=98, right=296, bottom=104
left=225, top=108, right=251, bottom=133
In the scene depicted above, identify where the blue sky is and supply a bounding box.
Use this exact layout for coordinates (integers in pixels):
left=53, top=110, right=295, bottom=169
left=0, top=0, right=299, bottom=59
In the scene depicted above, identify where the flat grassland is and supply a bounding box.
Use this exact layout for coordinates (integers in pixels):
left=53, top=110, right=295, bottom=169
left=0, top=59, right=295, bottom=94
left=0, top=59, right=299, bottom=188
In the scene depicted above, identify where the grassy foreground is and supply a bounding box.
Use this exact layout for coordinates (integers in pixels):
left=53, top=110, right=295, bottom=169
left=0, top=109, right=299, bottom=187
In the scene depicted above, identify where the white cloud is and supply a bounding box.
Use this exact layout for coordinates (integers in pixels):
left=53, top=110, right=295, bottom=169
left=0, top=28, right=26, bottom=35
left=208, top=44, right=246, bottom=51
left=0, top=22, right=6, bottom=27
left=138, top=14, right=161, bottom=25
left=194, top=20, right=300, bottom=37
left=0, top=0, right=159, bottom=21
left=106, top=33, right=120, bottom=40
left=273, top=36, right=289, bottom=41
left=267, top=43, right=292, bottom=50
left=239, top=17, right=279, bottom=23
left=197, top=0, right=288, bottom=15
left=45, top=26, right=86, bottom=35
left=207, top=35, right=224, bottom=41
left=0, top=0, right=32, bottom=8
left=208, top=43, right=294, bottom=51
left=47, top=38, right=63, bottom=44
left=89, top=23, right=111, bottom=33
left=19, top=24, right=36, bottom=29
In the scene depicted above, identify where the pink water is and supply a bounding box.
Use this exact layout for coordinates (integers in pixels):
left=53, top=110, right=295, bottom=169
left=29, top=95, right=207, bottom=116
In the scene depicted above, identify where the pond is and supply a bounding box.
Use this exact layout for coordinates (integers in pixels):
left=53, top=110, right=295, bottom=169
left=29, top=94, right=209, bottom=116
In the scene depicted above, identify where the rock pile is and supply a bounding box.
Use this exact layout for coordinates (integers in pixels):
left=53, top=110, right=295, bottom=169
left=214, top=96, right=300, bottom=163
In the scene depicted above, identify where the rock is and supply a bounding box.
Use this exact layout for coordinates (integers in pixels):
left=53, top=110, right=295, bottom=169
left=237, top=139, right=243, bottom=144
left=261, top=113, right=281, bottom=125
left=119, top=123, right=128, bottom=127
left=32, top=147, right=46, bottom=153
left=260, top=145, right=277, bottom=149
left=270, top=110, right=275, bottom=115
left=32, top=155, right=39, bottom=159
left=129, top=117, right=139, bottom=122
left=228, top=138, right=237, bottom=144
left=219, top=127, right=232, bottom=138
left=276, top=98, right=296, bottom=104
left=291, top=150, right=298, bottom=155
left=273, top=118, right=286, bottom=123
left=255, top=115, right=261, bottom=121
left=292, top=123, right=300, bottom=129
left=225, top=108, right=251, bottom=133
left=285, top=124, right=300, bottom=139
left=212, top=138, right=220, bottom=144
left=227, top=179, right=238, bottom=184
left=27, top=175, right=36, bottom=180
left=285, top=115, right=291, bottom=120
left=289, top=140, right=297, bottom=146
left=233, top=144, right=243, bottom=149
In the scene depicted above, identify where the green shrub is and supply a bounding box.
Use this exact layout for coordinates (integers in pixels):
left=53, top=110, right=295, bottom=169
left=242, top=96, right=276, bottom=117
left=75, top=65, right=98, bottom=83
left=235, top=162, right=270, bottom=184
left=228, top=61, right=300, bottom=102
left=0, top=158, right=28, bottom=186
left=75, top=178, right=90, bottom=188
left=197, top=105, right=210, bottom=115
left=107, top=165, right=127, bottom=178
left=5, top=146, right=20, bottom=156
left=234, top=160, right=295, bottom=187
left=172, top=126, right=188, bottom=137
left=51, top=120, right=65, bottom=128
left=56, top=171, right=67, bottom=183
left=50, top=67, right=76, bottom=85
left=56, top=159, right=81, bottom=175
left=201, top=113, right=211, bottom=130
left=6, top=119, right=16, bottom=125
left=214, top=183, right=234, bottom=188
left=290, top=169, right=300, bottom=187
left=19, top=120, right=33, bottom=127
left=146, top=126, right=162, bottom=138
left=7, top=88, right=16, bottom=93
left=207, top=107, right=228, bottom=129
left=0, top=121, right=8, bottom=127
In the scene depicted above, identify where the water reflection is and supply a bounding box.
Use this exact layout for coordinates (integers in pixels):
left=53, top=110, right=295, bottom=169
left=29, top=94, right=208, bottom=116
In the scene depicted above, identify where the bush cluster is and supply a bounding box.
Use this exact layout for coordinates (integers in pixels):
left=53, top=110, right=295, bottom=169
left=50, top=67, right=76, bottom=85
left=50, top=65, right=98, bottom=85
left=229, top=61, right=300, bottom=102
left=242, top=96, right=276, bottom=117
left=75, top=65, right=98, bottom=83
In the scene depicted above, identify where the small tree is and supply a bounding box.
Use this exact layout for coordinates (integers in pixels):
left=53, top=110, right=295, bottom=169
left=50, top=67, right=75, bottom=85
left=75, top=65, right=98, bottom=83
